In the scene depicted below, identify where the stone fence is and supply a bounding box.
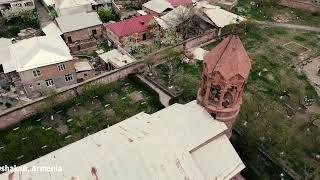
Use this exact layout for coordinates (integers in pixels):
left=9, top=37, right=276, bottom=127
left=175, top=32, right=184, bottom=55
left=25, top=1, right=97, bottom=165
left=0, top=62, right=146, bottom=129
left=0, top=29, right=220, bottom=129
left=277, top=0, right=320, bottom=12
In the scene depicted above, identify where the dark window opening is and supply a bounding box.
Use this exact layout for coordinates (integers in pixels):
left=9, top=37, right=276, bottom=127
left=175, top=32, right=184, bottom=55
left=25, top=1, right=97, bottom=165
left=0, top=64, right=3, bottom=73
left=92, top=29, right=97, bottom=35
left=67, top=36, right=72, bottom=43
left=142, top=33, right=147, bottom=40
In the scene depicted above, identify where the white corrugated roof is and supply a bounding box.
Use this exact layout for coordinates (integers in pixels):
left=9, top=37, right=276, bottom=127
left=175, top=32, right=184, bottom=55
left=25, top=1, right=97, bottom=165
left=0, top=38, right=12, bottom=47
left=42, top=0, right=54, bottom=6
left=56, top=12, right=102, bottom=33
left=99, top=49, right=136, bottom=68
left=55, top=0, right=97, bottom=9
left=156, top=5, right=191, bottom=29
left=196, top=2, right=245, bottom=28
left=7, top=36, right=72, bottom=72
left=143, top=0, right=173, bottom=14
left=0, top=101, right=244, bottom=180
left=42, top=22, right=63, bottom=37
left=74, top=61, right=93, bottom=72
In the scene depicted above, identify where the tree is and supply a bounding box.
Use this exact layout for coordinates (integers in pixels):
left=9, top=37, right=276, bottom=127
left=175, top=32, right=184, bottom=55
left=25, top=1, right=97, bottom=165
left=97, top=7, right=117, bottom=23
left=165, top=49, right=182, bottom=86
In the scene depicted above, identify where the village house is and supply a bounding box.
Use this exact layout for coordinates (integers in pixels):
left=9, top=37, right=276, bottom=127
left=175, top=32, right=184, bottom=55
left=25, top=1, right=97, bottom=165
left=41, top=0, right=111, bottom=16
left=74, top=61, right=95, bottom=82
left=104, top=14, right=154, bottom=46
left=0, top=0, right=35, bottom=15
left=99, top=48, right=136, bottom=71
left=0, top=36, right=77, bottom=96
left=167, top=0, right=193, bottom=7
left=205, top=0, right=238, bottom=10
left=142, top=0, right=173, bottom=16
left=55, top=12, right=103, bottom=53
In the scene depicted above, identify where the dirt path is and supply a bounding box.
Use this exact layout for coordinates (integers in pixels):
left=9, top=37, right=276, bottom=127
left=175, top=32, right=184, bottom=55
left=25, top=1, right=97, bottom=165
left=35, top=0, right=52, bottom=28
left=255, top=21, right=320, bottom=32
left=303, top=56, right=320, bottom=96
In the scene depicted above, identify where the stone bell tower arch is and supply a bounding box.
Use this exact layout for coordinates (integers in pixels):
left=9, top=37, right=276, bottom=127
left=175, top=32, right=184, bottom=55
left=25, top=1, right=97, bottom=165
left=197, top=35, right=251, bottom=138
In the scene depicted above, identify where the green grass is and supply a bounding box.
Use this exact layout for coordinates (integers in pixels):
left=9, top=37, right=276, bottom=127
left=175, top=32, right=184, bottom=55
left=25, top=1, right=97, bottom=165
left=0, top=78, right=163, bottom=169
left=233, top=0, right=320, bottom=27
left=156, top=24, right=320, bottom=178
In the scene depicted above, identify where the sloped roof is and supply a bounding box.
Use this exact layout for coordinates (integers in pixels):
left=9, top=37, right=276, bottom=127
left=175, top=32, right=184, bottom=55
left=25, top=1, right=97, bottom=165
left=196, top=2, right=245, bottom=28
left=9, top=36, right=73, bottom=72
left=143, top=0, right=173, bottom=14
left=55, top=0, right=96, bottom=9
left=0, top=101, right=244, bottom=180
left=204, top=35, right=251, bottom=80
left=74, top=61, right=93, bottom=72
left=42, top=22, right=62, bottom=37
left=104, top=15, right=154, bottom=37
left=99, top=49, right=135, bottom=68
left=155, top=5, right=191, bottom=29
left=167, top=0, right=192, bottom=7
left=56, top=12, right=102, bottom=33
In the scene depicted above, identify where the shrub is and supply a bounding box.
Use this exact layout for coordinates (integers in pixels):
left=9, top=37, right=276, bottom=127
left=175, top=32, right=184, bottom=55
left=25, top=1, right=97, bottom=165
left=97, top=7, right=117, bottom=23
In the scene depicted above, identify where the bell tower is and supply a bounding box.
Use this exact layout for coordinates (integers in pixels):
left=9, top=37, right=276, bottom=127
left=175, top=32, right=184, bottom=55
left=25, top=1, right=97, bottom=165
left=197, top=35, right=251, bottom=138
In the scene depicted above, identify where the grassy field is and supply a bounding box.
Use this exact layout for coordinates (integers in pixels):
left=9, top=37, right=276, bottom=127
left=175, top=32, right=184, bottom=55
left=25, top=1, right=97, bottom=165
left=233, top=0, right=320, bottom=26
left=0, top=78, right=163, bottom=169
left=155, top=24, right=320, bottom=179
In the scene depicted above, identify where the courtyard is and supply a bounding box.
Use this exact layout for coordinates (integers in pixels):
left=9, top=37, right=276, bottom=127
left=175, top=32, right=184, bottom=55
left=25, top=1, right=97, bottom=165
left=0, top=77, right=163, bottom=168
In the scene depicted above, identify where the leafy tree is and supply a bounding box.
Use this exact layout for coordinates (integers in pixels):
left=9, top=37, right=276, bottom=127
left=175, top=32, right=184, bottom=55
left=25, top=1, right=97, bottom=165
left=97, top=7, right=117, bottom=23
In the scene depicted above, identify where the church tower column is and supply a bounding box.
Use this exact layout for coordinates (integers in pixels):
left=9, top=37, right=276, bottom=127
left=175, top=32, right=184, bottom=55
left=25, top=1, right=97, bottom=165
left=197, top=35, right=251, bottom=138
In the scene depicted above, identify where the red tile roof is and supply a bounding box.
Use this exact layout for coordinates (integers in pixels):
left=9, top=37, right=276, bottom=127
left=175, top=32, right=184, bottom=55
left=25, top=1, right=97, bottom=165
left=204, top=35, right=251, bottom=80
left=167, top=0, right=192, bottom=7
left=104, top=15, right=154, bottom=37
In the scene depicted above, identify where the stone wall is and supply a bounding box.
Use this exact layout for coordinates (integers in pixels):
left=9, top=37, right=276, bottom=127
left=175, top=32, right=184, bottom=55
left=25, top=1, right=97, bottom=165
left=0, top=61, right=146, bottom=129
left=277, top=0, right=320, bottom=12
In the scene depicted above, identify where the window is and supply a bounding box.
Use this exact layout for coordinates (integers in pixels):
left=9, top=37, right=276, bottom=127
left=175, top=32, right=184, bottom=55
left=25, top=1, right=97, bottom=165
left=57, top=63, right=66, bottom=71
left=142, top=33, right=147, bottom=40
left=67, top=36, right=72, bottom=43
left=33, top=69, right=41, bottom=77
left=65, top=74, right=73, bottom=82
left=45, top=79, right=54, bottom=87
left=84, top=73, right=88, bottom=77
left=92, top=29, right=97, bottom=35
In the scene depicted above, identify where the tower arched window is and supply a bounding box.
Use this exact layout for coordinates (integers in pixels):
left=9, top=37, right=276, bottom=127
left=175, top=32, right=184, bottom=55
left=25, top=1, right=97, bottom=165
left=222, top=86, right=237, bottom=108
left=208, top=84, right=222, bottom=105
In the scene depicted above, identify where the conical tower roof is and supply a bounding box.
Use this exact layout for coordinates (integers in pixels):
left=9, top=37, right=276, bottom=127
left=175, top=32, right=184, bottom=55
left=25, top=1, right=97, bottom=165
left=204, top=35, right=251, bottom=80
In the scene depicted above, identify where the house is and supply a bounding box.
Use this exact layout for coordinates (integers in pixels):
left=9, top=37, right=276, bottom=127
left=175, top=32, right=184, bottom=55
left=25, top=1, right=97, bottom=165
left=142, top=0, right=173, bottom=16
left=276, top=0, right=320, bottom=12
left=104, top=14, right=154, bottom=45
left=167, top=0, right=193, bottom=7
left=54, top=0, right=98, bottom=16
left=99, top=49, right=136, bottom=70
left=0, top=0, right=35, bottom=15
left=0, top=101, right=245, bottom=180
left=196, top=2, right=245, bottom=35
left=74, top=61, right=95, bottom=82
left=205, top=0, right=238, bottom=10
left=55, top=12, right=103, bottom=53
left=0, top=36, right=77, bottom=96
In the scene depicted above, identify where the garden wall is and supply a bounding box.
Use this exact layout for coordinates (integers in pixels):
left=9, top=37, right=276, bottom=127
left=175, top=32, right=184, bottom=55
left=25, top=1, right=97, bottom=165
left=0, top=62, right=146, bottom=129
left=277, top=0, right=320, bottom=12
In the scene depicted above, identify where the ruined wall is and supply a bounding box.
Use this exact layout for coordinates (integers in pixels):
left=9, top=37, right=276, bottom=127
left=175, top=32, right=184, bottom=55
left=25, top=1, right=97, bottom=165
left=0, top=62, right=146, bottom=129
left=277, top=0, right=320, bottom=12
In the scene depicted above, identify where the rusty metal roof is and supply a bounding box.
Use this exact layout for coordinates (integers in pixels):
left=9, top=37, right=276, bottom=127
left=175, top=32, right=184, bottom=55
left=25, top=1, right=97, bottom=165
left=1, top=101, right=244, bottom=180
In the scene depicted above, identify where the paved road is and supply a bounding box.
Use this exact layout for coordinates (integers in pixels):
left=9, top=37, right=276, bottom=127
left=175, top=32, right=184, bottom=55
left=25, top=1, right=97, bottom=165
left=136, top=75, right=171, bottom=107
left=35, top=0, right=52, bottom=28
left=255, top=21, right=320, bottom=32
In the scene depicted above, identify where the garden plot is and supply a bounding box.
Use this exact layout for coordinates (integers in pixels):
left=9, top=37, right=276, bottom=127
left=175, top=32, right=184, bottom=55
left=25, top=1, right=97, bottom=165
left=283, top=42, right=310, bottom=55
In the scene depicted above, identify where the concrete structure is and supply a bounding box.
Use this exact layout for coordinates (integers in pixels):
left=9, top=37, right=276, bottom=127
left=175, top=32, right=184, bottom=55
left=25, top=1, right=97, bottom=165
left=54, top=0, right=98, bottom=16
left=0, top=101, right=245, bottom=179
left=0, top=0, right=35, bottom=15
left=104, top=14, right=154, bottom=45
left=55, top=12, right=103, bottom=53
left=276, top=0, right=320, bottom=12
left=0, top=36, right=77, bottom=96
left=142, top=0, right=173, bottom=16
left=99, top=49, right=136, bottom=70
left=197, top=35, right=251, bottom=138
left=74, top=60, right=95, bottom=82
